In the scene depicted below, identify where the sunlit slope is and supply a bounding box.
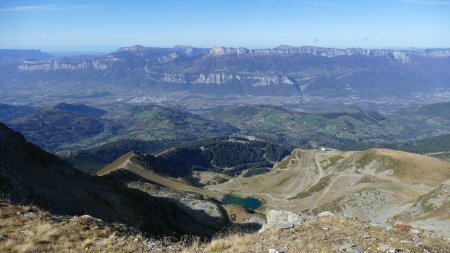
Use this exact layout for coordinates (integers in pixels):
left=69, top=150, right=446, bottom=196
left=208, top=148, right=450, bottom=222
left=96, top=151, right=216, bottom=197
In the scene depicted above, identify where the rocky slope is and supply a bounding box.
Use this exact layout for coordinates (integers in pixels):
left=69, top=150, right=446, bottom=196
left=96, top=151, right=265, bottom=232
left=0, top=122, right=236, bottom=237
left=3, top=203, right=449, bottom=253
left=207, top=148, right=450, bottom=235
left=395, top=179, right=450, bottom=235
left=191, top=210, right=450, bottom=253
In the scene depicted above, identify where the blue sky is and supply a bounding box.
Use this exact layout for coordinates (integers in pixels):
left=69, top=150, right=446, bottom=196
left=0, top=0, right=449, bottom=52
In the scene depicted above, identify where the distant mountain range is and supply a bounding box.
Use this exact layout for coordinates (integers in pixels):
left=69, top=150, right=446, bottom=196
left=1, top=45, right=449, bottom=99
left=0, top=49, right=53, bottom=65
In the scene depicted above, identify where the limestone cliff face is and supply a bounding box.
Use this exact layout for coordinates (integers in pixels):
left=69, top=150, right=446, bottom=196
left=157, top=52, right=179, bottom=64
left=16, top=46, right=450, bottom=74
left=209, top=47, right=251, bottom=56
left=193, top=72, right=236, bottom=85
left=18, top=60, right=109, bottom=71
left=208, top=46, right=450, bottom=59
left=145, top=71, right=297, bottom=87
left=9, top=45, right=450, bottom=97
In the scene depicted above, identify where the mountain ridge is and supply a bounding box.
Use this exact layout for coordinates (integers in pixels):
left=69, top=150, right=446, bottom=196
left=3, top=45, right=449, bottom=100
left=0, top=122, right=235, bottom=237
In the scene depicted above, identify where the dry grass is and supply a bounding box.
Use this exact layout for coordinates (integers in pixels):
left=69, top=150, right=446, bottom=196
left=372, top=148, right=450, bottom=185
left=96, top=151, right=136, bottom=176
left=222, top=204, right=265, bottom=223
left=0, top=202, right=185, bottom=253
left=2, top=201, right=450, bottom=253
left=394, top=223, right=412, bottom=233
left=185, top=215, right=450, bottom=253
left=204, top=239, right=232, bottom=252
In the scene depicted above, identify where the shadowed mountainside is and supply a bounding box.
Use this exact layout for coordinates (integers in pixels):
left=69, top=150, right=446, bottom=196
left=0, top=122, right=232, bottom=237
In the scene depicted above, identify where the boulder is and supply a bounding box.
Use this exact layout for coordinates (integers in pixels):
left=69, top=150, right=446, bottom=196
left=317, top=211, right=335, bottom=217
left=259, top=209, right=305, bottom=233
left=268, top=249, right=284, bottom=253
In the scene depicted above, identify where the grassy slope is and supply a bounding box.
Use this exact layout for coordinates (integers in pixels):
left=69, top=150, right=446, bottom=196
left=207, top=148, right=450, bottom=216
left=10, top=107, right=105, bottom=151
left=99, top=158, right=215, bottom=198
left=102, top=104, right=237, bottom=142
left=0, top=202, right=188, bottom=253
left=388, top=134, right=450, bottom=153
left=384, top=102, right=450, bottom=139
left=9, top=103, right=237, bottom=152
left=203, top=105, right=394, bottom=149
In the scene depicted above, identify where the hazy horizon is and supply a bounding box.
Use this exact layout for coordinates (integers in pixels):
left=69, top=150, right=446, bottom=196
left=3, top=44, right=450, bottom=56
left=1, top=0, right=449, bottom=51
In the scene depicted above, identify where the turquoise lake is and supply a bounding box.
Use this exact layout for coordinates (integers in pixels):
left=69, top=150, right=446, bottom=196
left=222, top=194, right=262, bottom=209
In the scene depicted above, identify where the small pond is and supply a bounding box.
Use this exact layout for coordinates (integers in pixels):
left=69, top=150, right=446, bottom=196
left=222, top=194, right=262, bottom=209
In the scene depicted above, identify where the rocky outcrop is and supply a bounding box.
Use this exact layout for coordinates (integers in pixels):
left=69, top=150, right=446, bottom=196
left=117, top=45, right=149, bottom=57
left=193, top=73, right=237, bottom=85
left=128, top=181, right=228, bottom=228
left=18, top=60, right=108, bottom=72
left=397, top=179, right=450, bottom=221
left=147, top=72, right=187, bottom=84
left=146, top=71, right=297, bottom=87
left=0, top=164, right=33, bottom=202
left=209, top=47, right=250, bottom=56
left=157, top=52, right=179, bottom=64
left=207, top=45, right=450, bottom=59
left=259, top=209, right=307, bottom=232
left=17, top=45, right=450, bottom=74
left=243, top=75, right=295, bottom=87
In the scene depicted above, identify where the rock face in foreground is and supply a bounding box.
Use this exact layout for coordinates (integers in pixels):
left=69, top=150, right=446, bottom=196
left=0, top=164, right=33, bottom=202
left=127, top=180, right=228, bottom=230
